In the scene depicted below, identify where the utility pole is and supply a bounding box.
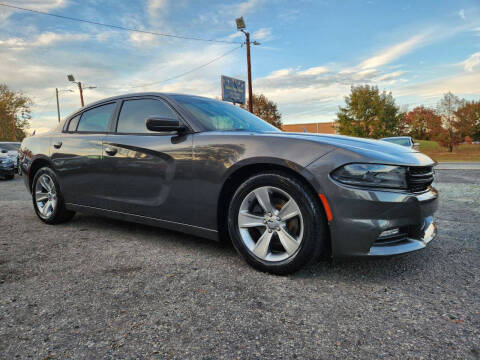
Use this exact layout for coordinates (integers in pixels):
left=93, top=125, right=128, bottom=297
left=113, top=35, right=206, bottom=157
left=10, top=106, right=17, bottom=141
left=55, top=88, right=74, bottom=122
left=56, top=88, right=60, bottom=122
left=236, top=17, right=260, bottom=113
left=77, top=81, right=84, bottom=107
left=245, top=31, right=253, bottom=113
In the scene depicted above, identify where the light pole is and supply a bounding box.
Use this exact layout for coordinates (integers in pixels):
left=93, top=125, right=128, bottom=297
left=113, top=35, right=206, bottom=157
left=236, top=17, right=260, bottom=113
left=67, top=74, right=96, bottom=107
left=56, top=88, right=74, bottom=122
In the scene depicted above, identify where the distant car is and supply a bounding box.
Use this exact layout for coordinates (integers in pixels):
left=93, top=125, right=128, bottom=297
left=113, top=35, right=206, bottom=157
left=19, top=93, right=438, bottom=274
left=0, top=149, right=15, bottom=180
left=0, top=142, right=21, bottom=172
left=380, top=136, right=419, bottom=149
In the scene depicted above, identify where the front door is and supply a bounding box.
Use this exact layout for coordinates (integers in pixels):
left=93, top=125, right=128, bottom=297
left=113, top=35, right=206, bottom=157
left=101, top=97, right=193, bottom=224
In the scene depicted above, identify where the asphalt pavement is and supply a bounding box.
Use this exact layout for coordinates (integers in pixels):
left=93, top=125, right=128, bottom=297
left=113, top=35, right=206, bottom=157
left=0, top=171, right=479, bottom=359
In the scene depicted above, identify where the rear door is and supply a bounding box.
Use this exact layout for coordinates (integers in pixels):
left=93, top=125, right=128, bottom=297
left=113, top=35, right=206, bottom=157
left=51, top=101, right=118, bottom=208
left=101, top=96, right=193, bottom=224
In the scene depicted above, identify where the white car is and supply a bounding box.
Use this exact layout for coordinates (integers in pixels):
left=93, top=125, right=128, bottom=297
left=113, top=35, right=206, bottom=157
left=380, top=136, right=419, bottom=149
left=0, top=142, right=21, bottom=172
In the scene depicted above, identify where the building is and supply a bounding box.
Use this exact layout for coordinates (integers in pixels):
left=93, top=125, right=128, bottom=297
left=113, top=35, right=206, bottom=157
left=281, top=122, right=336, bottom=134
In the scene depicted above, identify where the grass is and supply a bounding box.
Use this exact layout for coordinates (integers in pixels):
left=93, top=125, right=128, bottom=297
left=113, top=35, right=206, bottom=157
left=418, top=140, right=480, bottom=162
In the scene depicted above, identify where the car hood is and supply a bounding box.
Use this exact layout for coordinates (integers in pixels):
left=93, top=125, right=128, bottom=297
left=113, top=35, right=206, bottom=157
left=266, top=132, right=434, bottom=166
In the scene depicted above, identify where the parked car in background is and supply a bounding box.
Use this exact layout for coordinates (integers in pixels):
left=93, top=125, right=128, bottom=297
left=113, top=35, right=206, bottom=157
left=0, top=149, right=15, bottom=180
left=0, top=142, right=21, bottom=172
left=19, top=93, right=438, bottom=274
left=380, top=136, right=419, bottom=149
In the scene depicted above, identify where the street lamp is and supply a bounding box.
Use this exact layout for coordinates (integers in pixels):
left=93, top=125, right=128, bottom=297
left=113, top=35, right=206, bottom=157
left=236, top=17, right=260, bottom=113
left=67, top=74, right=96, bottom=107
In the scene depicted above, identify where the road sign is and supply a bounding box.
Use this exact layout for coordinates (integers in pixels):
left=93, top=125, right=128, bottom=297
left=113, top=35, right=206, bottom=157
left=221, top=75, right=245, bottom=104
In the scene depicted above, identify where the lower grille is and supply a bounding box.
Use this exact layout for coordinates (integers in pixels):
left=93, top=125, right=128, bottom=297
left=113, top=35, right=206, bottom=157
left=407, top=166, right=434, bottom=193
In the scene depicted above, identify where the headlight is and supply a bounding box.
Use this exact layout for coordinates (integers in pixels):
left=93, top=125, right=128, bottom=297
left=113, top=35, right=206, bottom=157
left=331, top=163, right=407, bottom=190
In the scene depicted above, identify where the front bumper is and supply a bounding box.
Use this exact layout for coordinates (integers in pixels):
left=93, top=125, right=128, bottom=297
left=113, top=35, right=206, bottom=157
left=0, top=166, right=14, bottom=177
left=322, top=179, right=438, bottom=257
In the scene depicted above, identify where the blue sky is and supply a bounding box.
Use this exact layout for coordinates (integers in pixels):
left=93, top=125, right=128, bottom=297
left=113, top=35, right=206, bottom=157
left=1, top=0, right=479, bottom=132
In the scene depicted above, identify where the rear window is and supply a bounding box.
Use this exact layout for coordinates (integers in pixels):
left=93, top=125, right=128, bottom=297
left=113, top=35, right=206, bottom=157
left=67, top=114, right=81, bottom=132
left=77, top=103, right=115, bottom=132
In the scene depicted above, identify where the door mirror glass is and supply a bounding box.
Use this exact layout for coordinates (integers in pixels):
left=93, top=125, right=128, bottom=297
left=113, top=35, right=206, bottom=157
left=146, top=117, right=184, bottom=132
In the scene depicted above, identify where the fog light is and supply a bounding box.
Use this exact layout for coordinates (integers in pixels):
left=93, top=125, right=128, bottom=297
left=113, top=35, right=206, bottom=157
left=379, top=228, right=400, bottom=238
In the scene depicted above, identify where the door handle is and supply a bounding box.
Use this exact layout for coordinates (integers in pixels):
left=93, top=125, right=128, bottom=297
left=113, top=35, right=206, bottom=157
left=53, top=141, right=62, bottom=149
left=105, top=146, right=117, bottom=156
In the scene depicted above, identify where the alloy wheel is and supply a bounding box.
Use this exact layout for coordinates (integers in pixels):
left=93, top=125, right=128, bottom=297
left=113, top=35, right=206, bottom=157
left=237, top=186, right=304, bottom=262
left=35, top=174, right=57, bottom=219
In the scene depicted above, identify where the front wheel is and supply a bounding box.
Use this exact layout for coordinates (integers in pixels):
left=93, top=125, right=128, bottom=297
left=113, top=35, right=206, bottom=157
left=228, top=172, right=328, bottom=275
left=32, top=167, right=75, bottom=224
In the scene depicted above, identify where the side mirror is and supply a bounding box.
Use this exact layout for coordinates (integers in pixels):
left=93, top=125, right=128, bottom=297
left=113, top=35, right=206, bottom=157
left=146, top=116, right=186, bottom=132
left=413, top=142, right=420, bottom=148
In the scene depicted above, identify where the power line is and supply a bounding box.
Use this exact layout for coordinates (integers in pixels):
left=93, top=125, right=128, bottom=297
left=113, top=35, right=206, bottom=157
left=97, top=45, right=243, bottom=90
left=0, top=2, right=241, bottom=45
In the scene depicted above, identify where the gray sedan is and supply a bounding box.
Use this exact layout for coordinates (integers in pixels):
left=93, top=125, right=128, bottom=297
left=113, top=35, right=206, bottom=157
left=19, top=93, right=438, bottom=274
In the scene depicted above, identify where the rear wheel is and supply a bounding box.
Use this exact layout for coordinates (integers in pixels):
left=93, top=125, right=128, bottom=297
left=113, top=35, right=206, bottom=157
left=32, top=167, right=75, bottom=224
left=228, top=171, right=327, bottom=275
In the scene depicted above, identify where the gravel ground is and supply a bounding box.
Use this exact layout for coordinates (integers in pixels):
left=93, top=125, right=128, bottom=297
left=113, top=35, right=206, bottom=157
left=0, top=171, right=479, bottom=359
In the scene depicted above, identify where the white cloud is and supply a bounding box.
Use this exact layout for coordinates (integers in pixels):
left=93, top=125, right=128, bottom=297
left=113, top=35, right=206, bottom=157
left=252, top=27, right=272, bottom=41
left=359, top=34, right=427, bottom=70
left=458, top=9, right=466, bottom=20
left=0, top=0, right=67, bottom=20
left=463, top=52, right=480, bottom=72
left=148, top=0, right=167, bottom=18
left=232, top=0, right=264, bottom=15
left=0, top=32, right=89, bottom=49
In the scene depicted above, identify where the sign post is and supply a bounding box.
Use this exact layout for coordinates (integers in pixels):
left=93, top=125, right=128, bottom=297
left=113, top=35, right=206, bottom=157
left=221, top=75, right=246, bottom=105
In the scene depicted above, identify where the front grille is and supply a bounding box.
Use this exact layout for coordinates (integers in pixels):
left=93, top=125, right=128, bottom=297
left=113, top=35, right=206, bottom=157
left=407, top=166, right=434, bottom=193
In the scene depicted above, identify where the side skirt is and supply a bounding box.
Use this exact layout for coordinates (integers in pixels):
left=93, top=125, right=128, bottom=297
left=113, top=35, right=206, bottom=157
left=65, top=203, right=219, bottom=241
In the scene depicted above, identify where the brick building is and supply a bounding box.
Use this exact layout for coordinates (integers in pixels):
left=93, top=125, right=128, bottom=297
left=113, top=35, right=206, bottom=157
left=281, top=122, right=336, bottom=134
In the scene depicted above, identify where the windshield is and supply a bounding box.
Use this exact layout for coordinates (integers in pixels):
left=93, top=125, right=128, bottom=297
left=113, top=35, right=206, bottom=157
left=382, top=138, right=411, bottom=147
left=171, top=95, right=280, bottom=132
left=0, top=143, right=20, bottom=151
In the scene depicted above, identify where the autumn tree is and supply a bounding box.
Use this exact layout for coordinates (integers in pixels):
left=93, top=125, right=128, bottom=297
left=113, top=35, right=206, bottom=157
left=335, top=85, right=403, bottom=138
left=401, top=106, right=443, bottom=140
left=241, top=93, right=282, bottom=128
left=436, top=92, right=464, bottom=152
left=0, top=83, right=32, bottom=141
left=454, top=100, right=480, bottom=141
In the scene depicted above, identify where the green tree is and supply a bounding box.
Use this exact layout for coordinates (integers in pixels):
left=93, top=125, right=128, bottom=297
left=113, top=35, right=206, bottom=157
left=335, top=85, right=403, bottom=138
left=0, top=83, right=32, bottom=141
left=436, top=92, right=463, bottom=152
left=241, top=93, right=282, bottom=129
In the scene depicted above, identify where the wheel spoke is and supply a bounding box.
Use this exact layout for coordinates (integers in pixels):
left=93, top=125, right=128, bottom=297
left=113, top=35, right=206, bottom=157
left=238, top=211, right=265, bottom=228
left=278, top=199, right=300, bottom=221
left=254, top=187, right=273, bottom=214
left=253, top=229, right=273, bottom=259
left=39, top=176, right=51, bottom=191
left=36, top=191, right=48, bottom=202
left=41, top=200, right=51, bottom=216
left=277, top=227, right=300, bottom=256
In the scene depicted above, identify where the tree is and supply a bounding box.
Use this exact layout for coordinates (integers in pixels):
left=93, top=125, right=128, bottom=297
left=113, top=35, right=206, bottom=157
left=335, top=85, right=403, bottom=138
left=241, top=93, right=282, bottom=128
left=454, top=100, right=480, bottom=141
left=436, top=92, right=464, bottom=152
left=0, top=83, right=32, bottom=141
left=402, top=106, right=443, bottom=140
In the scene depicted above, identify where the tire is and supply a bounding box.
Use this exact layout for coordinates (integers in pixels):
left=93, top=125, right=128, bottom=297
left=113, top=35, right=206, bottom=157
left=32, top=166, right=75, bottom=224
left=228, top=171, right=327, bottom=275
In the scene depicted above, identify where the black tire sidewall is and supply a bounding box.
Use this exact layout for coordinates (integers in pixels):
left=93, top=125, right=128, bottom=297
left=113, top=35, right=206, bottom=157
left=228, top=172, right=326, bottom=275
